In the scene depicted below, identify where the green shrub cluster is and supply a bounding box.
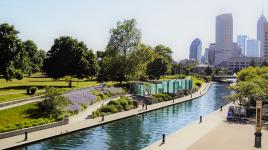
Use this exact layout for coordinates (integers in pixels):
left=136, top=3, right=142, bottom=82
left=151, top=93, right=173, bottom=103
left=26, top=87, right=38, bottom=95
left=92, top=96, right=134, bottom=118
left=0, top=118, right=53, bottom=133
left=91, top=90, right=110, bottom=102
left=191, top=76, right=204, bottom=90
left=161, top=74, right=187, bottom=80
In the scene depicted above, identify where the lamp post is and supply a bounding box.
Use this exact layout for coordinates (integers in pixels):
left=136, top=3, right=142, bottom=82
left=254, top=97, right=262, bottom=148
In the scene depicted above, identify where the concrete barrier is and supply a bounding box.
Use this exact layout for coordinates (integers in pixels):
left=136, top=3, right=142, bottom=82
left=0, top=118, right=69, bottom=139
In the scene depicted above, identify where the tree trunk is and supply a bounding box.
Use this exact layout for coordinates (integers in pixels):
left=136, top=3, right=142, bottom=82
left=69, top=80, right=72, bottom=88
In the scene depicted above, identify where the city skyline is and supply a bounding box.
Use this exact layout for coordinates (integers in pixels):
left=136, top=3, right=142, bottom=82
left=0, top=0, right=267, bottom=61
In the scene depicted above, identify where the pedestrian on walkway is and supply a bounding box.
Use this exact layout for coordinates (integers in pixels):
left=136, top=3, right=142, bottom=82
left=142, top=104, right=145, bottom=110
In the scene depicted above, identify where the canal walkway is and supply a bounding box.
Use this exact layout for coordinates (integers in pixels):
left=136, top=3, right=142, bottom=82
left=143, top=101, right=232, bottom=150
left=0, top=83, right=210, bottom=149
left=144, top=102, right=268, bottom=150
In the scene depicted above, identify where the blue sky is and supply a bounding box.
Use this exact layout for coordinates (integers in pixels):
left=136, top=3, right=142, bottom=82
left=0, top=0, right=266, bottom=61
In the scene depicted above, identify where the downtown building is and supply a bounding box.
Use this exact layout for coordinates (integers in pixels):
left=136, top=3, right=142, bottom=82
left=213, top=14, right=241, bottom=67
left=246, top=39, right=260, bottom=57
left=257, top=14, right=268, bottom=57
left=189, top=38, right=202, bottom=64
left=237, top=35, right=247, bottom=56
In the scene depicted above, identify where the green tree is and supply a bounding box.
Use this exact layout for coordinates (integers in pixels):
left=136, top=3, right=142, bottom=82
left=204, top=65, right=213, bottom=75
left=24, top=40, right=44, bottom=74
left=63, top=75, right=74, bottom=88
left=154, top=44, right=173, bottom=73
left=126, top=44, right=155, bottom=80
left=226, top=82, right=259, bottom=120
left=37, top=87, right=69, bottom=119
left=147, top=57, right=169, bottom=80
left=99, top=19, right=141, bottom=83
left=0, top=23, right=29, bottom=81
left=43, top=36, right=98, bottom=80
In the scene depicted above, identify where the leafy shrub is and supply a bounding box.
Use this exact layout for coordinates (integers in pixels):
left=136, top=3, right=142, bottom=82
left=27, top=87, right=38, bottom=95
left=153, top=93, right=172, bottom=102
left=195, top=82, right=202, bottom=87
left=15, top=71, right=23, bottom=80
left=92, top=97, right=134, bottom=118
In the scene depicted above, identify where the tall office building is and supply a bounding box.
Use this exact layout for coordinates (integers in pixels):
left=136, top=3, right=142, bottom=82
left=263, top=23, right=268, bottom=60
left=257, top=14, right=267, bottom=57
left=237, top=35, right=247, bottom=56
left=246, top=39, right=260, bottom=57
left=215, top=14, right=233, bottom=66
left=207, top=43, right=216, bottom=65
left=189, top=38, right=202, bottom=63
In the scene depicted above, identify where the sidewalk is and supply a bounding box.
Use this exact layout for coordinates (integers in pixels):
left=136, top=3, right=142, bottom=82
left=144, top=102, right=268, bottom=150
left=143, top=102, right=230, bottom=150
left=0, top=83, right=210, bottom=149
left=188, top=121, right=268, bottom=150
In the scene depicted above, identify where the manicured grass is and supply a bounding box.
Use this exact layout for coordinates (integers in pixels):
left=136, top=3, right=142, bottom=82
left=0, top=73, right=99, bottom=103
left=0, top=103, right=54, bottom=133
left=0, top=93, right=29, bottom=103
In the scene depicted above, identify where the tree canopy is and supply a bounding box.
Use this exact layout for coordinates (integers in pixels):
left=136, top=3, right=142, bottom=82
left=43, top=36, right=98, bottom=79
left=97, top=19, right=173, bottom=82
left=0, top=23, right=29, bottom=81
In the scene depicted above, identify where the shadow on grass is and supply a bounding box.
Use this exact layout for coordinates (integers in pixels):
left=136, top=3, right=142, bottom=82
left=23, top=103, right=45, bottom=119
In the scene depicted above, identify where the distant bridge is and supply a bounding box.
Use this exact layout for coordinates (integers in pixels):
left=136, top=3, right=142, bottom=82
left=212, top=75, right=237, bottom=82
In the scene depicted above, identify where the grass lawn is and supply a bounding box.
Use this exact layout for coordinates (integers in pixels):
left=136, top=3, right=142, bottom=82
left=0, top=73, right=99, bottom=103
left=0, top=103, right=54, bottom=133
left=0, top=93, right=29, bottom=103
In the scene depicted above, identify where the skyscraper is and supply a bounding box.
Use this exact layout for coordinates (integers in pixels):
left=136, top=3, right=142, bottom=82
left=246, top=39, right=260, bottom=57
left=257, top=14, right=267, bottom=57
left=263, top=23, right=268, bottom=60
left=237, top=35, right=247, bottom=56
left=215, top=14, right=233, bottom=66
left=189, top=38, right=202, bottom=63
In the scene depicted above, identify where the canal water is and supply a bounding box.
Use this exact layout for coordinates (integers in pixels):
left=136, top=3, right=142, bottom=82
left=19, top=83, right=231, bottom=150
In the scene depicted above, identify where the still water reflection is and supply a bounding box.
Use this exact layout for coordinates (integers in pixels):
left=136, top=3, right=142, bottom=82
left=19, top=83, right=231, bottom=150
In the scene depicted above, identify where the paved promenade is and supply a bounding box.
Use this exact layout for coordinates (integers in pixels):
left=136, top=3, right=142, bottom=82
left=143, top=102, right=230, bottom=150
left=144, top=101, right=268, bottom=150
left=0, top=83, right=210, bottom=149
left=188, top=121, right=268, bottom=150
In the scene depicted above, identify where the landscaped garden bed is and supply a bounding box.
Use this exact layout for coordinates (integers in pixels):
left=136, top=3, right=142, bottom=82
left=92, top=96, right=137, bottom=118
left=65, top=86, right=127, bottom=114
left=0, top=103, right=55, bottom=133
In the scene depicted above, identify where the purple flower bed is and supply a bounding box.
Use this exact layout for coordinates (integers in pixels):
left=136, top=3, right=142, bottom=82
left=65, top=90, right=96, bottom=112
left=103, top=87, right=124, bottom=95
left=65, top=85, right=125, bottom=114
left=66, top=104, right=81, bottom=112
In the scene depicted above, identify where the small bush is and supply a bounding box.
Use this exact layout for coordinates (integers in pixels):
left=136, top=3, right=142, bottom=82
left=92, top=97, right=134, bottom=118
left=27, top=87, right=38, bottom=95
left=195, top=82, right=202, bottom=87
